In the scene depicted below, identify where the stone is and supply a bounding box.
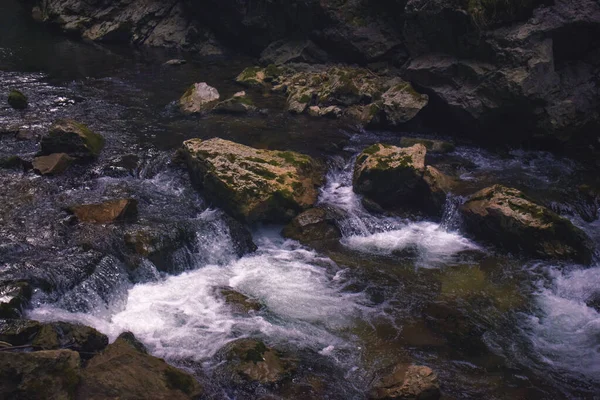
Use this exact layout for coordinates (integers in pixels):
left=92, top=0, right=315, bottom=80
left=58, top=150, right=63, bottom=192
left=460, top=185, right=594, bottom=263
left=0, top=350, right=81, bottom=399
left=353, top=143, right=427, bottom=211
left=41, top=119, right=105, bottom=160
left=259, top=39, right=330, bottom=65
left=32, top=153, right=73, bottom=176
left=378, top=82, right=429, bottom=126
left=219, top=338, right=296, bottom=384
left=218, top=287, right=262, bottom=313
left=8, top=89, right=28, bottom=109
left=31, top=322, right=108, bottom=356
left=399, top=138, right=455, bottom=154
left=369, top=364, right=440, bottom=400
left=0, top=319, right=42, bottom=346
left=165, top=59, right=187, bottom=66
left=69, top=199, right=138, bottom=224
left=0, top=156, right=27, bottom=170
left=77, top=332, right=202, bottom=399
left=282, top=207, right=341, bottom=244
left=179, top=82, right=220, bottom=114
left=181, top=138, right=323, bottom=223
left=213, top=91, right=256, bottom=114
left=0, top=281, right=32, bottom=319
left=423, top=166, right=459, bottom=213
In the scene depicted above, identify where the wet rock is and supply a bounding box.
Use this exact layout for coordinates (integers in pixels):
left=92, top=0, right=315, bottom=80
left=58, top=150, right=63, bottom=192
left=69, top=199, right=138, bottom=224
left=460, top=185, right=594, bottom=263
left=353, top=143, right=427, bottom=211
left=235, top=65, right=283, bottom=87
left=399, top=138, right=455, bottom=154
left=282, top=207, right=341, bottom=245
left=181, top=138, right=322, bottom=223
left=0, top=156, right=27, bottom=171
left=213, top=91, right=257, bottom=114
left=260, top=40, right=330, bottom=65
left=165, top=59, right=187, bottom=66
left=77, top=332, right=202, bottom=399
left=307, top=105, right=342, bottom=118
left=0, top=319, right=42, bottom=346
left=15, top=130, right=38, bottom=141
left=0, top=349, right=81, bottom=399
left=32, top=153, right=73, bottom=176
left=41, top=119, right=105, bottom=160
left=423, top=166, right=459, bottom=213
left=218, top=287, right=262, bottom=313
left=7, top=89, right=28, bottom=109
left=31, top=322, right=108, bottom=356
left=221, top=213, right=258, bottom=256
left=369, top=364, right=441, bottom=400
left=179, top=82, right=220, bottom=114
left=375, top=82, right=429, bottom=126
left=219, top=338, right=296, bottom=384
left=0, top=281, right=32, bottom=319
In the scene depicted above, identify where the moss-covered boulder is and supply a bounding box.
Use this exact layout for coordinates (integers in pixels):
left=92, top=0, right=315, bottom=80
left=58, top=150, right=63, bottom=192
left=0, top=156, right=27, bottom=171
left=369, top=364, right=440, bottom=400
left=461, top=185, right=594, bottom=263
left=0, top=349, right=81, bottom=399
left=423, top=166, right=459, bottom=212
left=179, top=82, right=220, bottom=114
left=218, top=287, right=262, bottom=313
left=213, top=91, right=256, bottom=114
left=77, top=332, right=202, bottom=399
left=69, top=199, right=138, bottom=224
left=236, top=65, right=427, bottom=128
left=33, top=153, right=73, bottom=176
left=282, top=207, right=342, bottom=245
left=218, top=338, right=296, bottom=384
left=353, top=143, right=427, bottom=211
left=41, top=119, right=105, bottom=160
left=8, top=89, right=28, bottom=109
left=0, top=281, right=32, bottom=319
left=399, top=137, right=455, bottom=154
left=181, top=138, right=323, bottom=223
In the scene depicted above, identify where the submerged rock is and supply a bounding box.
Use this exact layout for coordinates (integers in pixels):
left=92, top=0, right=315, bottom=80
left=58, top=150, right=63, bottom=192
left=78, top=332, right=202, bottom=399
left=179, top=82, right=220, bottom=114
left=219, top=338, right=296, bottom=384
left=181, top=138, right=322, bottom=223
left=218, top=287, right=262, bottom=313
left=0, top=156, right=28, bottom=171
left=7, top=89, right=28, bottom=109
left=461, top=185, right=594, bottom=263
left=399, top=137, right=455, bottom=154
left=282, top=207, right=341, bottom=244
left=0, top=281, right=32, bottom=319
left=369, top=364, right=441, bottom=400
left=0, top=349, right=81, bottom=399
left=41, top=119, right=105, bottom=160
left=69, top=199, right=138, bottom=224
left=33, top=153, right=73, bottom=176
left=213, top=91, right=257, bottom=114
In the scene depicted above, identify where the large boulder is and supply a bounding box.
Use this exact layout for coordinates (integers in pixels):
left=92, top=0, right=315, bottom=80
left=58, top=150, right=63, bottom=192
left=282, top=207, right=341, bottom=245
left=8, top=89, right=28, bottom=109
left=32, top=153, right=73, bottom=176
left=41, top=119, right=105, bottom=160
left=179, top=82, right=220, bottom=114
left=353, top=143, right=427, bottom=211
left=460, top=185, right=594, bottom=263
left=218, top=338, right=296, bottom=384
left=369, top=364, right=441, bottom=400
left=181, top=138, right=322, bottom=223
left=0, top=350, right=81, bottom=399
left=77, top=332, right=202, bottom=400
left=69, top=199, right=138, bottom=224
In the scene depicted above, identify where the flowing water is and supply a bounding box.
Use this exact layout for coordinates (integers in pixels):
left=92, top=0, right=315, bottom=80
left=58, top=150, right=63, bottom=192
left=2, top=0, right=600, bottom=398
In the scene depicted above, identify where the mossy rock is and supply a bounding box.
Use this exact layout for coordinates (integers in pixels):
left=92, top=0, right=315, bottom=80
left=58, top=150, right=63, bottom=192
left=181, top=138, right=323, bottom=223
left=213, top=91, right=257, bottom=114
left=179, top=82, right=220, bottom=114
left=461, top=185, right=594, bottom=263
left=282, top=207, right=342, bottom=245
left=0, top=281, right=32, bottom=319
left=8, top=89, right=28, bottom=109
left=41, top=119, right=105, bottom=160
left=370, top=364, right=440, bottom=400
left=400, top=137, right=455, bottom=154
left=218, top=287, right=262, bottom=313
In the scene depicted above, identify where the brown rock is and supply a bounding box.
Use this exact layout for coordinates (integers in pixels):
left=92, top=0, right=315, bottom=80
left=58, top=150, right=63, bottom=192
left=282, top=207, right=341, bottom=244
left=219, top=287, right=262, bottom=313
left=70, top=199, right=138, bottom=224
left=370, top=364, right=440, bottom=400
left=33, top=153, right=73, bottom=175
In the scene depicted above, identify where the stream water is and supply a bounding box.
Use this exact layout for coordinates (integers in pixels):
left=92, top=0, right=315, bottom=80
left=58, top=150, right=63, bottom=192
left=1, top=1, right=600, bottom=398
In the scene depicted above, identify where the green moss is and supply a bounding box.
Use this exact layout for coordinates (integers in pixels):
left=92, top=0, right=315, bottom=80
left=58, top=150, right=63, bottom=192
left=68, top=121, right=104, bottom=156
left=244, top=341, right=268, bottom=364
left=277, top=151, right=310, bottom=167
left=362, top=144, right=382, bottom=156
left=164, top=368, right=196, bottom=395
left=248, top=165, right=278, bottom=180
left=265, top=64, right=283, bottom=78
left=298, top=93, right=311, bottom=104
left=8, top=89, right=28, bottom=109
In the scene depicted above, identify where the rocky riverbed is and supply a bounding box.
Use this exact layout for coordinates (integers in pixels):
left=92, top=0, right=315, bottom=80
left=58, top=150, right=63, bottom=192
left=1, top=0, right=600, bottom=399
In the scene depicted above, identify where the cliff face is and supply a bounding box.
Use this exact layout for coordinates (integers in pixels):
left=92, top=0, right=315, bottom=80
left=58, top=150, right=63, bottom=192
left=25, top=0, right=600, bottom=146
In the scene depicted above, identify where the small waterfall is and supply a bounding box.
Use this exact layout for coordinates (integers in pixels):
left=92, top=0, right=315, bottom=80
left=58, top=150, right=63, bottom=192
left=439, top=193, right=467, bottom=232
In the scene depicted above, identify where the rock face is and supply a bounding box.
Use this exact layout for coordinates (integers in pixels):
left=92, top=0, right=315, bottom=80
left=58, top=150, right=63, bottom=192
left=8, top=89, right=28, bottom=109
left=41, top=119, right=105, bottom=160
left=236, top=65, right=428, bottom=128
left=461, top=185, right=594, bottom=263
left=370, top=364, right=441, bottom=400
left=32, top=153, right=73, bottom=175
left=69, top=199, right=138, bottom=224
left=0, top=349, right=81, bottom=399
left=282, top=207, right=341, bottom=244
left=179, top=82, right=220, bottom=114
left=219, top=338, right=295, bottom=384
left=77, top=332, right=202, bottom=399
left=181, top=138, right=322, bottom=223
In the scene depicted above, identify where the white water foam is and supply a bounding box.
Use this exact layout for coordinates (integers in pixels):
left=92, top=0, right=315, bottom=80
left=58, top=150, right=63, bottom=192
left=29, top=232, right=367, bottom=363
